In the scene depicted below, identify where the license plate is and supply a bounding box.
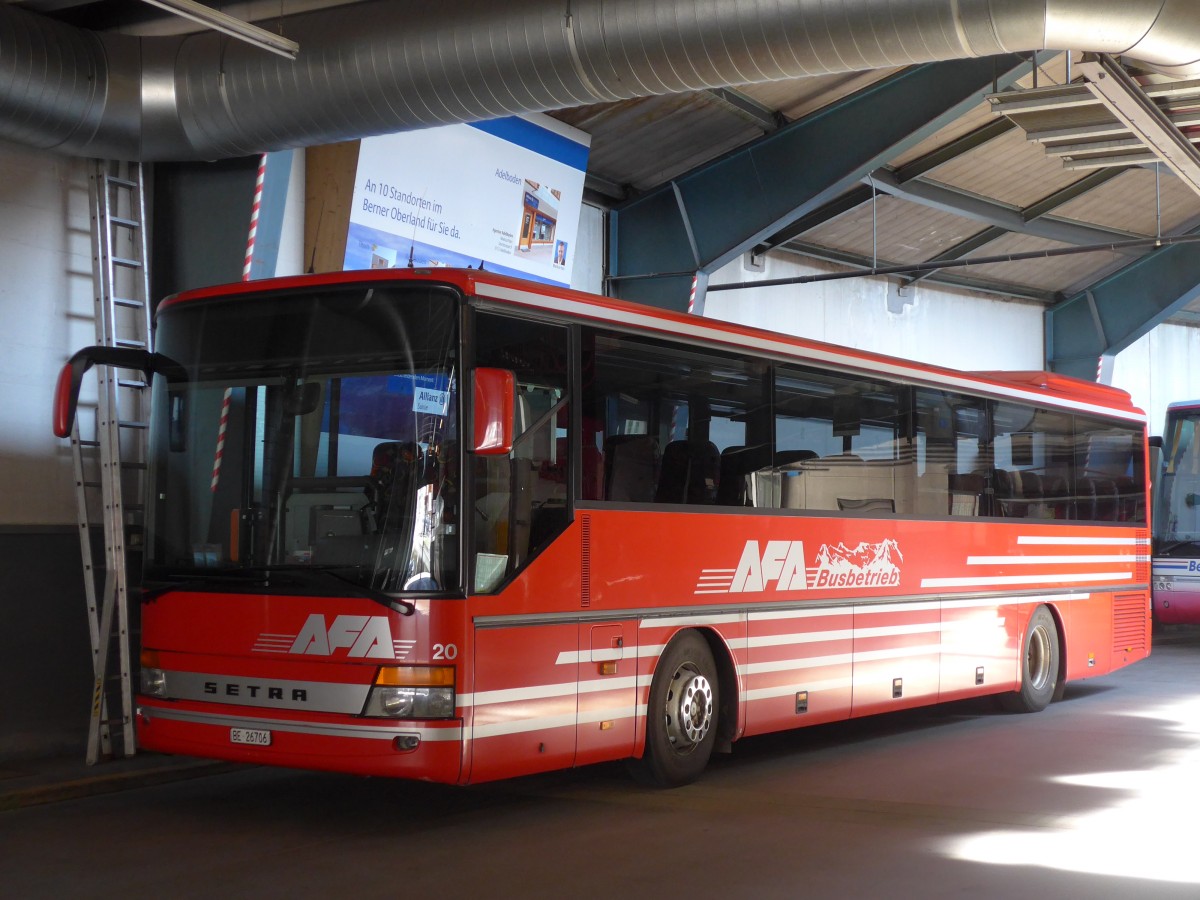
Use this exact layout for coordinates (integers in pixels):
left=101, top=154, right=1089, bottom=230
left=230, top=727, right=272, bottom=746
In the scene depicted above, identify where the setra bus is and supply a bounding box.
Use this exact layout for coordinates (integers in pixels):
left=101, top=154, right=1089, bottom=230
left=54, top=267, right=1151, bottom=786
left=1151, top=400, right=1200, bottom=626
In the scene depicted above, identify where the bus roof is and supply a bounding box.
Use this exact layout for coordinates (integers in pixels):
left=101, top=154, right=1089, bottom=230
left=159, top=267, right=1146, bottom=423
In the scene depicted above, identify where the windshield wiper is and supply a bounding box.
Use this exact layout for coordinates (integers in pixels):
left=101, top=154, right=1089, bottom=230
left=229, top=565, right=415, bottom=616
left=141, top=568, right=273, bottom=600
left=143, top=565, right=415, bottom=615
left=301, top=566, right=416, bottom=616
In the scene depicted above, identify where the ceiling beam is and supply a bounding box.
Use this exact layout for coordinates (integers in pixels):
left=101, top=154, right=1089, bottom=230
left=892, top=118, right=1016, bottom=183
left=757, top=118, right=1016, bottom=251
left=584, top=173, right=627, bottom=202
left=904, top=167, right=1130, bottom=286
left=1021, top=167, right=1128, bottom=219
left=703, top=87, right=787, bottom=134
left=868, top=169, right=1146, bottom=250
left=607, top=55, right=1032, bottom=313
left=1046, top=225, right=1200, bottom=379
left=756, top=185, right=875, bottom=251
left=776, top=242, right=1057, bottom=303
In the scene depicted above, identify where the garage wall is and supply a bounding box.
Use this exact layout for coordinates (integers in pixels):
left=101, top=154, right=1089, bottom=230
left=0, top=144, right=97, bottom=756
left=706, top=251, right=1045, bottom=371
left=1114, top=324, right=1200, bottom=433
left=570, top=203, right=605, bottom=295
left=0, top=145, right=96, bottom=527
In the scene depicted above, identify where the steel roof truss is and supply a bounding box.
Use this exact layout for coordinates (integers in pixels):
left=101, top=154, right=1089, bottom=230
left=867, top=170, right=1146, bottom=251
left=1047, top=228, right=1200, bottom=379
left=608, top=56, right=1030, bottom=311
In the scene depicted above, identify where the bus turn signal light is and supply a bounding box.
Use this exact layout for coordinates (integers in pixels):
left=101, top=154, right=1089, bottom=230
left=373, top=665, right=455, bottom=687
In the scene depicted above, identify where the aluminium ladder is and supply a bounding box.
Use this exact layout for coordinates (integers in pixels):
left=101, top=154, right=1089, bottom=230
left=70, top=160, right=153, bottom=763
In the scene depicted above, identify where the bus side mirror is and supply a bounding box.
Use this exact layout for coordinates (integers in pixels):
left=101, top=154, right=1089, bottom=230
left=472, top=367, right=516, bottom=455
left=53, top=346, right=157, bottom=438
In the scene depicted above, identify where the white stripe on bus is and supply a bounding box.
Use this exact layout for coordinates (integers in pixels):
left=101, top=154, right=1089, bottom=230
left=743, top=677, right=853, bottom=702
left=921, top=572, right=1132, bottom=588
left=967, top=554, right=1140, bottom=565
left=1017, top=535, right=1145, bottom=545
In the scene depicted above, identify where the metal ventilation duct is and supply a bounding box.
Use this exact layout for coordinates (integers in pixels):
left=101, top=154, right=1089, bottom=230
left=1, top=0, right=1199, bottom=161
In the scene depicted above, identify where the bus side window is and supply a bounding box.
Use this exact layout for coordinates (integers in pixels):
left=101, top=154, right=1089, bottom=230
left=604, top=434, right=659, bottom=502
left=775, top=368, right=905, bottom=514
left=584, top=328, right=767, bottom=508
left=1074, top=414, right=1146, bottom=523
left=992, top=404, right=1074, bottom=520
left=471, top=313, right=570, bottom=591
left=915, top=389, right=989, bottom=518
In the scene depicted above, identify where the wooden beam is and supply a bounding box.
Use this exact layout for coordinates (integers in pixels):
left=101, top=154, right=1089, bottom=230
left=304, top=141, right=360, bottom=274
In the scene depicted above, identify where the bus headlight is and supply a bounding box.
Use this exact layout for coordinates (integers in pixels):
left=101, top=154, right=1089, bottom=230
left=140, top=650, right=167, bottom=697
left=140, top=667, right=167, bottom=698
left=362, top=666, right=455, bottom=719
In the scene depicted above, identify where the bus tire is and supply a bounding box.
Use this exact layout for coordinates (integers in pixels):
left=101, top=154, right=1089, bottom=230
left=1002, top=605, right=1060, bottom=713
left=630, top=631, right=719, bottom=788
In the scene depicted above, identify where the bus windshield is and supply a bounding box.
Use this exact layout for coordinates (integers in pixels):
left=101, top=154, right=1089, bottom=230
left=1156, top=404, right=1200, bottom=551
left=144, top=283, right=461, bottom=594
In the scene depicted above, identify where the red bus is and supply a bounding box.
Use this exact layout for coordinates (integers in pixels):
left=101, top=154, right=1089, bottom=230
left=55, top=268, right=1151, bottom=786
left=1152, top=400, right=1200, bottom=625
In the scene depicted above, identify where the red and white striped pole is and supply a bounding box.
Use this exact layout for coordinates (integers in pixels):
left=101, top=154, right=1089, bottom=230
left=213, top=154, right=267, bottom=494
left=211, top=388, right=232, bottom=493
left=242, top=154, right=267, bottom=282
left=687, top=274, right=698, bottom=315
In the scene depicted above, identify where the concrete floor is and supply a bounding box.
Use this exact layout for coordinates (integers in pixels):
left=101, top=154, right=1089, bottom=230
left=4, top=628, right=1200, bottom=898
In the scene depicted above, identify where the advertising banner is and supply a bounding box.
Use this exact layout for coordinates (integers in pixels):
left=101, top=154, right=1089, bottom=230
left=343, top=115, right=590, bottom=287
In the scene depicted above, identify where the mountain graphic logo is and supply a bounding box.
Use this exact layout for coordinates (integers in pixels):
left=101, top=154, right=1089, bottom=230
left=811, top=539, right=903, bottom=589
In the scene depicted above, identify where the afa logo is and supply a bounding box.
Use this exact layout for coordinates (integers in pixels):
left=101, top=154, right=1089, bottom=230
left=252, top=614, right=415, bottom=659
left=696, top=538, right=903, bottom=594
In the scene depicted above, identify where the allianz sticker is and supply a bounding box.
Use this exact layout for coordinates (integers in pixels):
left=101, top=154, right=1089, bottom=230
left=413, top=387, right=450, bottom=415
left=696, top=539, right=904, bottom=594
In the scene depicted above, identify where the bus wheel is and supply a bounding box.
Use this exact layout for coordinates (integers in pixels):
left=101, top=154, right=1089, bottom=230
left=1002, top=606, right=1060, bottom=713
left=631, top=631, right=719, bottom=787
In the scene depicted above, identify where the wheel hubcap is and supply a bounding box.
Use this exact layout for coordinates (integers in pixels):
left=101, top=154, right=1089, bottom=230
left=664, top=664, right=714, bottom=750
left=1028, top=625, right=1052, bottom=691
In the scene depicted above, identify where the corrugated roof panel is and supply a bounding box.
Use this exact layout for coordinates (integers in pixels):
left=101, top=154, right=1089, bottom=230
left=932, top=127, right=1084, bottom=207
left=888, top=101, right=1004, bottom=171
left=1053, top=167, right=1200, bottom=236
left=802, top=195, right=995, bottom=264
left=959, top=232, right=1126, bottom=291
left=552, top=93, right=761, bottom=191
left=738, top=70, right=896, bottom=121
left=888, top=54, right=1073, bottom=172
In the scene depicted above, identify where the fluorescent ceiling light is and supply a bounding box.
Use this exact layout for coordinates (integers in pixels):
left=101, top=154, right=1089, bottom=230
left=1078, top=54, right=1200, bottom=199
left=139, top=0, right=299, bottom=60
